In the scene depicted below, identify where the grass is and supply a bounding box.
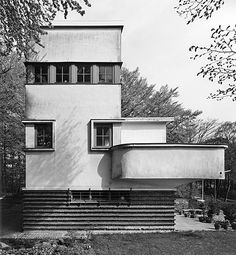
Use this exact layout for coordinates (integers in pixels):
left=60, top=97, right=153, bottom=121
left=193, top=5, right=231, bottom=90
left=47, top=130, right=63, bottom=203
left=1, top=231, right=236, bottom=255
left=91, top=231, right=236, bottom=255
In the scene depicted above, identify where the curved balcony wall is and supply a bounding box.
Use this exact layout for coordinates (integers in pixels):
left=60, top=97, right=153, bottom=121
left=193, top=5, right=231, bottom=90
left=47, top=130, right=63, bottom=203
left=111, top=144, right=227, bottom=180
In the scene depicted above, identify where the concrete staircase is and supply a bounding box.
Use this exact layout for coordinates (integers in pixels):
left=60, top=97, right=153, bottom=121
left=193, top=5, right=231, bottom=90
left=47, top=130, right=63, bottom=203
left=23, top=190, right=175, bottom=231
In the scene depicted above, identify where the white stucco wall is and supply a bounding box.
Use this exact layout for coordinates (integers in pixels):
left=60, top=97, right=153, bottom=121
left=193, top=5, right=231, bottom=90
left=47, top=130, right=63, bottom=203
left=25, top=85, right=122, bottom=189
left=121, top=122, right=166, bottom=143
left=112, top=145, right=225, bottom=180
left=30, top=28, right=122, bottom=62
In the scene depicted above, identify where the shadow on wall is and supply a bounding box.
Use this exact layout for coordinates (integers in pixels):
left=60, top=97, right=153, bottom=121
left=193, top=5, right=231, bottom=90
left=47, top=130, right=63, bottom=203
left=27, top=106, right=87, bottom=189
left=87, top=122, right=113, bottom=189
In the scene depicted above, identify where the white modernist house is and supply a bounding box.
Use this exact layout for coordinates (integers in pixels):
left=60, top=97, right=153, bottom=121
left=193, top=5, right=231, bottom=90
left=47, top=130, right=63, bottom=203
left=23, top=22, right=226, bottom=231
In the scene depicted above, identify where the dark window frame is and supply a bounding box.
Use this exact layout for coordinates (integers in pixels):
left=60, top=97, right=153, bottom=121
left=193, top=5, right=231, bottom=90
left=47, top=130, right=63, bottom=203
left=56, top=64, right=70, bottom=83
left=35, top=123, right=53, bottom=149
left=34, top=65, right=49, bottom=83
left=99, top=65, right=114, bottom=83
left=77, top=65, right=92, bottom=83
left=93, top=123, right=113, bottom=149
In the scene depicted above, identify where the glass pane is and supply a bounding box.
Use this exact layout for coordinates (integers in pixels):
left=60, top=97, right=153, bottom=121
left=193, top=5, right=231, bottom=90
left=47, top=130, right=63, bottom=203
left=63, top=65, right=69, bottom=73
left=63, top=75, right=69, bottom=83
left=99, top=66, right=105, bottom=74
left=96, top=127, right=103, bottom=135
left=78, top=75, right=83, bottom=83
left=96, top=137, right=103, bottom=147
left=77, top=66, right=83, bottom=74
left=56, top=65, right=62, bottom=74
left=106, top=74, right=113, bottom=83
left=85, top=75, right=91, bottom=83
left=35, top=73, right=41, bottom=83
left=41, top=75, right=48, bottom=83
left=56, top=75, right=62, bottom=83
left=104, top=136, right=110, bottom=146
left=36, top=124, right=52, bottom=148
left=106, top=66, right=113, bottom=74
left=84, top=66, right=91, bottom=73
left=42, top=65, right=48, bottom=73
left=35, top=66, right=40, bottom=74
left=99, top=74, right=105, bottom=83
left=35, top=66, right=40, bottom=82
left=103, top=127, right=110, bottom=136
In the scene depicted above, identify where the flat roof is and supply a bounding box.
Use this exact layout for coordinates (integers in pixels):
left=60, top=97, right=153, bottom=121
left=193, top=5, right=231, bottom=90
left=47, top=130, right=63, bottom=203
left=91, top=117, right=174, bottom=123
left=110, top=143, right=228, bottom=150
left=41, top=20, right=124, bottom=30
left=123, top=117, right=174, bottom=123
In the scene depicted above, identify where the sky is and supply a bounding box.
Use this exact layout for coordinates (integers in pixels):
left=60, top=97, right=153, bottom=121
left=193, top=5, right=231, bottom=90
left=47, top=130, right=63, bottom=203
left=56, top=0, right=236, bottom=122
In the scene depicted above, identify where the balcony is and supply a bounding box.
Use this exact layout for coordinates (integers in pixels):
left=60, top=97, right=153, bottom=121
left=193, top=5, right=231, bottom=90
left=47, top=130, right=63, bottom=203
left=111, top=144, right=227, bottom=180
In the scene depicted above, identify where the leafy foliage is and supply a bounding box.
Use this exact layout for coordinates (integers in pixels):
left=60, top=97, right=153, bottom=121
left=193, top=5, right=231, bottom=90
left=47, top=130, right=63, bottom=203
left=0, top=0, right=91, bottom=58
left=121, top=67, right=185, bottom=119
left=207, top=122, right=236, bottom=174
left=175, top=0, right=224, bottom=24
left=168, top=115, right=219, bottom=143
left=121, top=67, right=218, bottom=144
left=0, top=54, right=25, bottom=193
left=176, top=1, right=236, bottom=100
left=190, top=25, right=236, bottom=100
left=204, top=122, right=236, bottom=198
left=121, top=68, right=155, bottom=117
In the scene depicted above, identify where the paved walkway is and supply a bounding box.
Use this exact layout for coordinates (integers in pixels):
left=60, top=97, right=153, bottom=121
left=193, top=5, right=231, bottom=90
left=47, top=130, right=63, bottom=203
left=0, top=215, right=217, bottom=239
left=175, top=214, right=215, bottom=231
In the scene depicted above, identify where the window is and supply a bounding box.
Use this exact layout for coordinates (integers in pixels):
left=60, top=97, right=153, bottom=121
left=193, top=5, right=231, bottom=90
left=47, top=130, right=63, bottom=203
left=35, top=123, right=53, bottom=148
left=35, top=65, right=48, bottom=83
left=77, top=65, right=91, bottom=83
left=23, top=120, right=55, bottom=151
left=94, top=123, right=112, bottom=148
left=56, top=64, right=69, bottom=83
left=99, top=66, right=113, bottom=83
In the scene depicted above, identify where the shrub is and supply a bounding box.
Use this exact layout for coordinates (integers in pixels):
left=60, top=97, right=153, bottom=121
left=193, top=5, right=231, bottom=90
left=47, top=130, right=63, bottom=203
left=221, top=203, right=236, bottom=223
left=205, top=217, right=212, bottom=223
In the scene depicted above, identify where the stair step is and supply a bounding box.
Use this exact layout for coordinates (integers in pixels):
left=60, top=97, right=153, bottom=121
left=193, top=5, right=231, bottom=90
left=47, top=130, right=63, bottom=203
left=24, top=216, right=174, bottom=221
left=24, top=194, right=68, bottom=197
left=23, top=221, right=174, bottom=226
left=24, top=213, right=174, bottom=217
left=23, top=198, right=68, bottom=201
left=23, top=205, right=175, bottom=209
left=23, top=225, right=174, bottom=230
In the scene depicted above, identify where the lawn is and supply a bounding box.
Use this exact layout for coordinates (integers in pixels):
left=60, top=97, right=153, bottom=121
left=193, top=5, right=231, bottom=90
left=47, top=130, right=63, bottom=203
left=1, top=231, right=236, bottom=255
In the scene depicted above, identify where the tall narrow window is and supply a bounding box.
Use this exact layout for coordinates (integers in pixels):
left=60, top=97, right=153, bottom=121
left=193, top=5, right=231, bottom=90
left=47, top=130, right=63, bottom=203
left=99, top=66, right=113, bottom=83
left=56, top=64, right=69, bottom=83
left=35, top=65, right=48, bottom=83
left=94, top=123, right=112, bottom=148
left=35, top=123, right=53, bottom=148
left=77, top=65, right=91, bottom=83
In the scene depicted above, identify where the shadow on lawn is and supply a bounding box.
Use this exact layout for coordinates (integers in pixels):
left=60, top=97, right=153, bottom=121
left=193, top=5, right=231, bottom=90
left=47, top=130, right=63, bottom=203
left=0, top=194, right=23, bottom=236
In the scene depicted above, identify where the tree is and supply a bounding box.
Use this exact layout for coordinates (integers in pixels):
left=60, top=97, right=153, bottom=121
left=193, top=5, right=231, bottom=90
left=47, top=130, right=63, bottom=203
left=121, top=67, right=212, bottom=143
left=121, top=67, right=185, bottom=119
left=175, top=0, right=224, bottom=24
left=189, top=26, right=236, bottom=100
left=176, top=0, right=236, bottom=100
left=121, top=68, right=155, bottom=117
left=0, top=0, right=91, bottom=58
left=204, top=122, right=236, bottom=199
left=0, top=54, right=25, bottom=193
left=168, top=116, right=219, bottom=143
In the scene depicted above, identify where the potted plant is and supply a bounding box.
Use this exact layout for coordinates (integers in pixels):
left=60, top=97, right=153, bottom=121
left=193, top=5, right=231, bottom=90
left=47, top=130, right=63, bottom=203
left=231, top=222, right=236, bottom=230
left=214, top=221, right=220, bottom=230
left=205, top=217, right=212, bottom=223
left=221, top=220, right=229, bottom=230
left=199, top=216, right=205, bottom=222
